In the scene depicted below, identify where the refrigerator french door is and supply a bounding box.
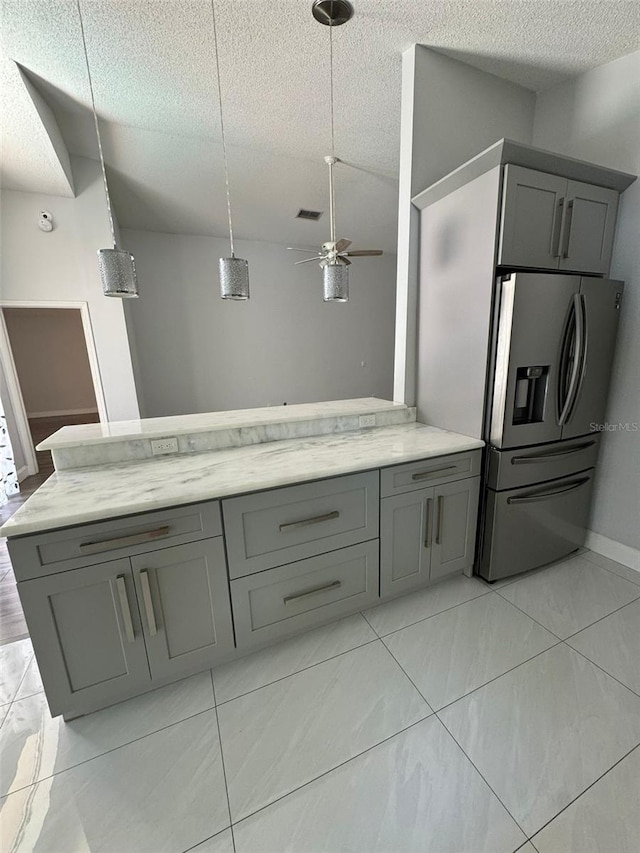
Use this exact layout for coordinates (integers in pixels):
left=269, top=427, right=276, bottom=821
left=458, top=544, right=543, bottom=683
left=480, top=272, right=623, bottom=581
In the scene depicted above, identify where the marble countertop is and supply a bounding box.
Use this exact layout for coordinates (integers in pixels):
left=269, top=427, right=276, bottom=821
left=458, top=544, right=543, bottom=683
left=2, top=423, right=483, bottom=538
left=38, top=398, right=409, bottom=450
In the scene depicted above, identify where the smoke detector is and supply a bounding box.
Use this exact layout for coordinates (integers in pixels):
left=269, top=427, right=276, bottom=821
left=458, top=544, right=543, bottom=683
left=38, top=210, right=53, bottom=232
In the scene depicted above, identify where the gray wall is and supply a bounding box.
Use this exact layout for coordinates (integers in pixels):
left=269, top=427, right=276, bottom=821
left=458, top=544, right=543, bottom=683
left=533, top=49, right=640, bottom=552
left=123, top=229, right=397, bottom=417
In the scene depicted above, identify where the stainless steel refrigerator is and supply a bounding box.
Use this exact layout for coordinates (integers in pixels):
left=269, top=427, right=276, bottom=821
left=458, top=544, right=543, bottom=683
left=479, top=272, right=623, bottom=581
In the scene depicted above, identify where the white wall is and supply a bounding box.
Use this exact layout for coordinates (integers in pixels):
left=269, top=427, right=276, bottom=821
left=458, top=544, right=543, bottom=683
left=122, top=229, right=397, bottom=417
left=0, top=156, right=139, bottom=422
left=3, top=307, right=97, bottom=417
left=394, top=46, right=536, bottom=403
left=533, top=50, right=640, bottom=552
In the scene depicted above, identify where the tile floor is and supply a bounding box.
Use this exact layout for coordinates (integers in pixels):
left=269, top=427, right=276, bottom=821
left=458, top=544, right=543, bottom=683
left=0, top=549, right=638, bottom=853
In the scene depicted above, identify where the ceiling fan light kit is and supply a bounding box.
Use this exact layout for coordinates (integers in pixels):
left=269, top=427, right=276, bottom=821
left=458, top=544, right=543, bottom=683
left=77, top=0, right=139, bottom=298
left=287, top=0, right=383, bottom=302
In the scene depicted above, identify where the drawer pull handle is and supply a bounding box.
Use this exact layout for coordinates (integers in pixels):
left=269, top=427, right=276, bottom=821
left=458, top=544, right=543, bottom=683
left=507, top=476, right=590, bottom=505
left=79, top=526, right=171, bottom=555
left=435, top=495, right=444, bottom=545
left=279, top=510, right=340, bottom=532
left=139, top=570, right=158, bottom=636
left=284, top=580, right=342, bottom=605
left=115, top=575, right=135, bottom=644
left=411, top=466, right=457, bottom=481
left=511, top=439, right=596, bottom=465
left=424, top=498, right=433, bottom=548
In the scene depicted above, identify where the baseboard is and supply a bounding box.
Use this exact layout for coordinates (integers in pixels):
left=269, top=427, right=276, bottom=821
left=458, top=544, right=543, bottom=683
left=585, top=529, right=640, bottom=573
left=27, top=408, right=99, bottom=419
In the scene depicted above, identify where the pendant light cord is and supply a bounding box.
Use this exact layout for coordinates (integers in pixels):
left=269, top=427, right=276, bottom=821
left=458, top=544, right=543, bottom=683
left=76, top=0, right=116, bottom=248
left=211, top=0, right=236, bottom=258
left=329, top=23, right=335, bottom=159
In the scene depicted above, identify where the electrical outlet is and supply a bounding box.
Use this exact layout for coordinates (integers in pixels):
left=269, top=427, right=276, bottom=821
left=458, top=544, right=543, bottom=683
left=151, top=437, right=179, bottom=455
left=359, top=414, right=376, bottom=428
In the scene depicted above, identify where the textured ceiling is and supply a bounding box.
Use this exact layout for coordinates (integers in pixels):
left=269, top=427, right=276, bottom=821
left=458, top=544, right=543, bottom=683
left=2, top=0, right=639, bottom=252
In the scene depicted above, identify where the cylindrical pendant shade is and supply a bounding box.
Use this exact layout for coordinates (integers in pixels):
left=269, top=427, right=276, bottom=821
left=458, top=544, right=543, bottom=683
left=98, top=248, right=139, bottom=298
left=323, top=262, right=349, bottom=302
left=220, top=256, right=250, bottom=300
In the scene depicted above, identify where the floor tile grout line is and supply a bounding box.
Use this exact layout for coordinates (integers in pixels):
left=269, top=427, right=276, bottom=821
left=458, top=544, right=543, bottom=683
left=561, top=591, right=640, bottom=643
left=526, top=741, right=640, bottom=846
left=378, top=631, right=529, bottom=841
left=562, top=639, right=640, bottom=698
left=0, top=700, right=219, bottom=800
left=435, top=710, right=529, bottom=841
left=214, top=634, right=380, bottom=707
left=226, top=712, right=434, bottom=828
left=580, top=550, right=640, bottom=586
left=1, top=649, right=35, bottom=710
left=364, top=587, right=492, bottom=639
left=181, top=827, right=231, bottom=853
left=491, top=587, right=565, bottom=640
left=211, top=671, right=237, bottom=853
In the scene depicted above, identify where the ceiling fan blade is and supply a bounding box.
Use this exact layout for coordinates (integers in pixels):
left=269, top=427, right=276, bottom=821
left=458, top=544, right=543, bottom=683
left=341, top=249, right=384, bottom=257
left=287, top=247, right=321, bottom=254
left=342, top=256, right=352, bottom=266
left=294, top=256, right=325, bottom=265
left=335, top=238, right=352, bottom=252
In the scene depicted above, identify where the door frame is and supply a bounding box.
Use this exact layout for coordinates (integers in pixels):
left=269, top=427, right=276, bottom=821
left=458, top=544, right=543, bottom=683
left=0, top=301, right=108, bottom=478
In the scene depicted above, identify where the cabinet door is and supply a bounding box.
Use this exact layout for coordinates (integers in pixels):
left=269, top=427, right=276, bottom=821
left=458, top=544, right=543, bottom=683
left=380, top=488, right=434, bottom=597
left=498, top=165, right=566, bottom=269
left=559, top=181, right=619, bottom=274
left=18, top=560, right=150, bottom=718
left=430, top=479, right=480, bottom=580
left=131, top=540, right=234, bottom=680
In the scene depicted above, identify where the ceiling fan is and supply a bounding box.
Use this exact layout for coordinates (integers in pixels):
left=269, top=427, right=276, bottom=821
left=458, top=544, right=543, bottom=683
left=288, top=155, right=384, bottom=271
left=288, top=1, right=383, bottom=301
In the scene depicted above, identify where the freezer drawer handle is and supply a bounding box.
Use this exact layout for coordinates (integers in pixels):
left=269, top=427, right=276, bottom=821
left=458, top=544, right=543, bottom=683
left=283, top=580, right=342, bottom=605
left=506, top=476, right=590, bottom=505
left=412, top=466, right=457, bottom=481
left=279, top=510, right=340, bottom=532
left=510, top=439, right=597, bottom=465
left=79, top=526, right=171, bottom=555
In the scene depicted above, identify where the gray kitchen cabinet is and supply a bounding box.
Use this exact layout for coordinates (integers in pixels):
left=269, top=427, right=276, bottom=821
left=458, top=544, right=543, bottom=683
left=559, top=180, right=618, bottom=274
left=18, top=559, right=151, bottom=718
left=499, top=165, right=567, bottom=269
left=380, top=488, right=433, bottom=597
left=430, top=478, right=480, bottom=580
left=498, top=165, right=619, bottom=274
left=131, top=539, right=234, bottom=679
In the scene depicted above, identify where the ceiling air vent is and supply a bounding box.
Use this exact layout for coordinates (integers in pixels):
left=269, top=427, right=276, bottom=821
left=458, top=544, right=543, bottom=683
left=296, top=208, right=323, bottom=221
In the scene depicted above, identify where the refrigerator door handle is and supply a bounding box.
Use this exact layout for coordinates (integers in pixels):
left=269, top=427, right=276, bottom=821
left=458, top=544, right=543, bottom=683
left=558, top=294, right=584, bottom=427
left=506, top=476, right=591, bottom=505
left=565, top=294, right=588, bottom=424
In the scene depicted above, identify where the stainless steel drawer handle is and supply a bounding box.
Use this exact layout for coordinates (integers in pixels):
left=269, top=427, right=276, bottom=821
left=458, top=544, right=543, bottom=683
left=283, top=580, right=342, bottom=606
left=79, top=526, right=171, bottom=555
left=435, top=495, right=444, bottom=545
left=507, top=476, right=590, bottom=505
left=424, top=498, right=433, bottom=548
left=412, top=466, right=457, bottom=481
left=114, top=575, right=135, bottom=644
left=139, top=570, right=158, bottom=636
left=279, top=510, right=340, bottom=532
left=511, top=440, right=596, bottom=465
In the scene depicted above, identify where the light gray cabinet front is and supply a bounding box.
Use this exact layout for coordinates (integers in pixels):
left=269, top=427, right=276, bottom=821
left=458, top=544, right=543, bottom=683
left=559, top=181, right=618, bottom=274
left=18, top=559, right=150, bottom=718
left=380, top=489, right=433, bottom=597
left=430, top=479, right=480, bottom=580
left=131, top=539, right=234, bottom=679
left=499, top=165, right=567, bottom=269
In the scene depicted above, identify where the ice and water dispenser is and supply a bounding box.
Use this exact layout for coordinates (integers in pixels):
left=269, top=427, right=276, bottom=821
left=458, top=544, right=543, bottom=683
left=512, top=365, right=549, bottom=425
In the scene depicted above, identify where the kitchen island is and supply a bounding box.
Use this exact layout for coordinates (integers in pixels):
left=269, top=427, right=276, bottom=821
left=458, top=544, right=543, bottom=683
left=2, top=399, right=483, bottom=718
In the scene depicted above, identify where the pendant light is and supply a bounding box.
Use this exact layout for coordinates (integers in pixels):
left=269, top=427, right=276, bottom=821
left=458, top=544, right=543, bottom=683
left=211, top=0, right=250, bottom=300
left=77, top=1, right=138, bottom=298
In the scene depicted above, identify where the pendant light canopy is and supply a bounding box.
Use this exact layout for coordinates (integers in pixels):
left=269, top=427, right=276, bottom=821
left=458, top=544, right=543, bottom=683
left=211, top=0, right=249, bottom=300
left=77, top=1, right=138, bottom=298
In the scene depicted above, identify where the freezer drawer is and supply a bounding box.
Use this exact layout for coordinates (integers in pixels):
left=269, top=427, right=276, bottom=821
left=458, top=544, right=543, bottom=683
left=479, top=469, right=594, bottom=582
left=487, top=435, right=600, bottom=491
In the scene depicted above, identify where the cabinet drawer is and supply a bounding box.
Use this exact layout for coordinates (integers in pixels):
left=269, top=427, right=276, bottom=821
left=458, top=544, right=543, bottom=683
left=381, top=451, right=481, bottom=497
left=223, top=472, right=379, bottom=579
left=8, top=501, right=222, bottom=580
left=231, top=541, right=379, bottom=648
